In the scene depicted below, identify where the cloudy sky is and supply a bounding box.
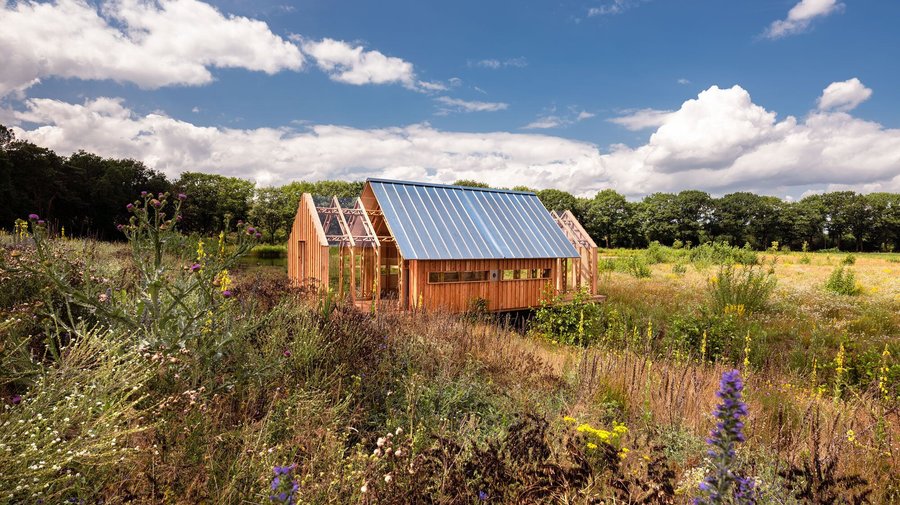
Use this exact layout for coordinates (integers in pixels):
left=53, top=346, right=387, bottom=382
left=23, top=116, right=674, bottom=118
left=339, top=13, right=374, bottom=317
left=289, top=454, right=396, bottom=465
left=2, top=0, right=899, bottom=198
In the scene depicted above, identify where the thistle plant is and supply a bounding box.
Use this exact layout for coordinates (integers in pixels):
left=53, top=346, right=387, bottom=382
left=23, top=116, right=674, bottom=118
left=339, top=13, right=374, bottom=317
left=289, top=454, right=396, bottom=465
left=696, top=369, right=756, bottom=505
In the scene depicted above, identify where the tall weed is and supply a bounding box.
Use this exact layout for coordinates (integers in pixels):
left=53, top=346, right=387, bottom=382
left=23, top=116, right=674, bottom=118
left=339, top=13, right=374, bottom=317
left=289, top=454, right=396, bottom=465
left=707, top=264, right=777, bottom=314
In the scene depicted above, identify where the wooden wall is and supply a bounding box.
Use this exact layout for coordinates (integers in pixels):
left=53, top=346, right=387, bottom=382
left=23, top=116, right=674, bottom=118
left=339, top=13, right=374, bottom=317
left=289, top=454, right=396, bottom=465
left=407, top=258, right=556, bottom=313
left=287, top=193, right=330, bottom=289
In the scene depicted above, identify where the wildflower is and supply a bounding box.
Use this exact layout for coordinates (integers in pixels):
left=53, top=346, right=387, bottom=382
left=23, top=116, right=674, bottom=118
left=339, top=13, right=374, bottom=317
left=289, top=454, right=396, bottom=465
left=563, top=415, right=577, bottom=424
left=11, top=395, right=21, bottom=405
left=695, top=369, right=755, bottom=505
left=140, top=191, right=148, bottom=197
left=28, top=213, right=39, bottom=220
left=177, top=193, right=187, bottom=200
left=878, top=345, right=891, bottom=401
left=247, top=226, right=257, bottom=235
left=846, top=429, right=856, bottom=443
left=150, top=199, right=162, bottom=208
left=478, top=490, right=488, bottom=501
left=395, top=427, right=403, bottom=435
left=255, top=232, right=263, bottom=239
left=222, top=290, right=232, bottom=299
left=384, top=474, right=392, bottom=483
left=117, top=224, right=125, bottom=232
left=269, top=464, right=298, bottom=504
left=37, top=220, right=45, bottom=225
left=190, top=263, right=201, bottom=273
left=283, top=350, right=291, bottom=357
left=126, top=203, right=134, bottom=211
left=360, top=484, right=368, bottom=493
left=377, top=437, right=386, bottom=448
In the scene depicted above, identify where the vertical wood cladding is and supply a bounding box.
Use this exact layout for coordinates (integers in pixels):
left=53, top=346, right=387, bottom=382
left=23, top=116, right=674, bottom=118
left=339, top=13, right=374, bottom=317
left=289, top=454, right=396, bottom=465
left=407, top=258, right=556, bottom=312
left=287, top=193, right=329, bottom=289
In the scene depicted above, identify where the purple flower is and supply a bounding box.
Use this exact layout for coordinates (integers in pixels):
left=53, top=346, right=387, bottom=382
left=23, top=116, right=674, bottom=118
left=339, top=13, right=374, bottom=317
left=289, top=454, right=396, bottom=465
left=283, top=350, right=291, bottom=357
left=140, top=191, right=148, bottom=197
left=177, top=193, right=187, bottom=201
left=247, top=226, right=256, bottom=235
left=117, top=224, right=125, bottom=232
left=695, top=370, right=755, bottom=505
left=270, top=465, right=298, bottom=504
left=150, top=199, right=162, bottom=208
left=37, top=220, right=45, bottom=225
left=11, top=395, right=21, bottom=405
left=190, top=263, right=201, bottom=273
left=28, top=213, right=39, bottom=220
left=478, top=490, right=488, bottom=501
left=176, top=215, right=183, bottom=222
left=255, top=232, right=262, bottom=239
left=126, top=203, right=134, bottom=211
left=158, top=192, right=165, bottom=199
left=222, top=290, right=232, bottom=298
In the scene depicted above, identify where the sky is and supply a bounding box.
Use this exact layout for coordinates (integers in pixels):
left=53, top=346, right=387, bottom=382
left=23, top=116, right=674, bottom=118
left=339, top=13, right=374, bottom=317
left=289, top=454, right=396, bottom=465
left=1, top=0, right=899, bottom=199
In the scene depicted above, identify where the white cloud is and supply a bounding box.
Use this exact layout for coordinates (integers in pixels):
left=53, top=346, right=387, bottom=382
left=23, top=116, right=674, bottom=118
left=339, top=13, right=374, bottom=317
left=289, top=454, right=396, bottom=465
left=9, top=83, right=900, bottom=198
left=523, top=116, right=565, bottom=130
left=470, top=57, right=528, bottom=69
left=764, top=0, right=844, bottom=39
left=435, top=96, right=509, bottom=113
left=608, top=108, right=673, bottom=130
left=525, top=107, right=595, bottom=130
left=817, top=78, right=872, bottom=111
left=588, top=0, right=640, bottom=16
left=677, top=78, right=690, bottom=85
left=9, top=96, right=598, bottom=190
left=0, top=0, right=304, bottom=97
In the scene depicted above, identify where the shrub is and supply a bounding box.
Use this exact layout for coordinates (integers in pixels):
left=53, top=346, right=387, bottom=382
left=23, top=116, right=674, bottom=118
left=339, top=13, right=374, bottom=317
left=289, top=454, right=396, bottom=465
left=707, top=264, right=777, bottom=314
left=690, top=242, right=758, bottom=267
left=824, top=266, right=861, bottom=296
left=252, top=244, right=286, bottom=259
left=534, top=288, right=603, bottom=346
left=672, top=261, right=687, bottom=275
left=842, top=253, right=856, bottom=265
left=644, top=241, right=668, bottom=264
left=626, top=256, right=652, bottom=278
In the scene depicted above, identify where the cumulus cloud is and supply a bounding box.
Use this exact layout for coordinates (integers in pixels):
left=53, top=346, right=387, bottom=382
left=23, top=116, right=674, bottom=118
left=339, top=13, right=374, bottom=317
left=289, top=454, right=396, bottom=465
left=817, top=78, right=872, bottom=111
left=9, top=82, right=900, bottom=197
left=9, top=96, right=599, bottom=189
left=764, top=0, right=844, bottom=39
left=0, top=0, right=304, bottom=97
left=435, top=97, right=508, bottom=114
left=608, top=108, right=673, bottom=131
left=299, top=37, right=442, bottom=92
left=588, top=0, right=642, bottom=17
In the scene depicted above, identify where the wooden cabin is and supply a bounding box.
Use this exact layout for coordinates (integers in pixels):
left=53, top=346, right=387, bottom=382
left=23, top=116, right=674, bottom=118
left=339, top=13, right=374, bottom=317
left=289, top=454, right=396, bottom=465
left=287, top=178, right=599, bottom=313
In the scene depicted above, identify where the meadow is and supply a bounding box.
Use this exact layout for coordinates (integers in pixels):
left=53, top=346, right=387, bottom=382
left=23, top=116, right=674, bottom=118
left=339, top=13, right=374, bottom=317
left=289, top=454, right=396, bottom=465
left=1, top=196, right=898, bottom=504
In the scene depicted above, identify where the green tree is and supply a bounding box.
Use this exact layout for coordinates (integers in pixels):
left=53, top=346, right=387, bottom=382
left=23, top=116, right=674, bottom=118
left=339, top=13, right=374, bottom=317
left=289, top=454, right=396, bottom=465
left=583, top=189, right=633, bottom=248
left=176, top=172, right=254, bottom=235
left=867, top=192, right=900, bottom=251
left=249, top=186, right=296, bottom=243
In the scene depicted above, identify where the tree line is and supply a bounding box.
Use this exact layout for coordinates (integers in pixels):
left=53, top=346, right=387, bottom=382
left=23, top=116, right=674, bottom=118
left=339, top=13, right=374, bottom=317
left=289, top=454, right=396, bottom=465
left=1, top=125, right=897, bottom=251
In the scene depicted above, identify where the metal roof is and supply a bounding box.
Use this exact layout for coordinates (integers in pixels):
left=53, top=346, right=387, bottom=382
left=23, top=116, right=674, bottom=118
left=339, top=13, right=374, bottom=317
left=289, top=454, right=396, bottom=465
left=367, top=178, right=580, bottom=260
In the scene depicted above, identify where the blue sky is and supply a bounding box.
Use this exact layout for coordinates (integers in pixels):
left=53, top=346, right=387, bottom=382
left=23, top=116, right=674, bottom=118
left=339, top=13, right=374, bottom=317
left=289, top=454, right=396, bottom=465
left=2, top=0, right=899, bottom=197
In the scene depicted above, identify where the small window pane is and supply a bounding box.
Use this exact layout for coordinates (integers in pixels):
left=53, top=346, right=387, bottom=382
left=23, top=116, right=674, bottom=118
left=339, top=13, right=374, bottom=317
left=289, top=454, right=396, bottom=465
left=519, top=269, right=529, bottom=279
left=541, top=269, right=551, bottom=279
left=428, top=272, right=442, bottom=283
left=502, top=270, right=514, bottom=280
left=444, top=271, right=460, bottom=282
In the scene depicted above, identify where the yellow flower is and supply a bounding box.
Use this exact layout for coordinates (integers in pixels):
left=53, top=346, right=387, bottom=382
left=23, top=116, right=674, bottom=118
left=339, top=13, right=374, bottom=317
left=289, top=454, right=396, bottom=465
left=563, top=416, right=577, bottom=424
left=586, top=442, right=598, bottom=450
left=846, top=429, right=856, bottom=443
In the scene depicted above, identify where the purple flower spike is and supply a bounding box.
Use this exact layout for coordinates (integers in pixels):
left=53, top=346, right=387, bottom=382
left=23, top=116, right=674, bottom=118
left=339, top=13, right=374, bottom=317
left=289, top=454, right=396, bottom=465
left=695, top=369, right=756, bottom=505
left=11, top=395, right=22, bottom=405
left=177, top=193, right=187, bottom=201
left=28, top=213, right=39, bottom=220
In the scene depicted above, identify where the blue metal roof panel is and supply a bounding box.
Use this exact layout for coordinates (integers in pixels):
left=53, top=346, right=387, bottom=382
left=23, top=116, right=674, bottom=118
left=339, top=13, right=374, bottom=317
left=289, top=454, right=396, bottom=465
left=368, top=179, right=580, bottom=260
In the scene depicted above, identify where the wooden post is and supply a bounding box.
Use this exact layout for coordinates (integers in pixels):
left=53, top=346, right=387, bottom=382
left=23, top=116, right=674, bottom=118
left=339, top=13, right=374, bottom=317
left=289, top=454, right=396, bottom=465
left=339, top=246, right=344, bottom=297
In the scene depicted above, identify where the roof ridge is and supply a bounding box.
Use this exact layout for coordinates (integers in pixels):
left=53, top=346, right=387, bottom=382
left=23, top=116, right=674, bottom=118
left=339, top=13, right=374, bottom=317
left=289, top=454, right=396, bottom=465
left=366, top=177, right=536, bottom=196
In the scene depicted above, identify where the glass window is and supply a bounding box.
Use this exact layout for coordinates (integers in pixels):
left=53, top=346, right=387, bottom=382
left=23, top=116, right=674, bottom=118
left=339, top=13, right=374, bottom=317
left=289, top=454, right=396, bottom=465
left=502, top=270, right=515, bottom=280
left=428, top=272, right=442, bottom=283
left=443, top=271, right=460, bottom=282
left=541, top=269, right=551, bottom=279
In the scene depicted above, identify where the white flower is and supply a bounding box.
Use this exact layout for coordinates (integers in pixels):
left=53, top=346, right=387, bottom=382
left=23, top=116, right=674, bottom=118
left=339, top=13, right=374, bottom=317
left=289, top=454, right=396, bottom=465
left=384, top=474, right=392, bottom=483
left=360, top=484, right=368, bottom=493
left=395, top=427, right=403, bottom=435
left=394, top=449, right=402, bottom=457
left=376, top=437, right=386, bottom=447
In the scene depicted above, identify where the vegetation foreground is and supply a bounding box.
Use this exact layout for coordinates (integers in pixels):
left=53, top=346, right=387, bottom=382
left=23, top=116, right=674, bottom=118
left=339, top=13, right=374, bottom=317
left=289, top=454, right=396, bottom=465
left=1, top=195, right=898, bottom=504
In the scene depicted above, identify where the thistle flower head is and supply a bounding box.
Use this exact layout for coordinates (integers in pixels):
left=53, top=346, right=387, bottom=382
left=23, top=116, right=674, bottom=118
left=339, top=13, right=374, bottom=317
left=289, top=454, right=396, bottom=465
left=177, top=193, right=187, bottom=201
left=28, top=213, right=39, bottom=220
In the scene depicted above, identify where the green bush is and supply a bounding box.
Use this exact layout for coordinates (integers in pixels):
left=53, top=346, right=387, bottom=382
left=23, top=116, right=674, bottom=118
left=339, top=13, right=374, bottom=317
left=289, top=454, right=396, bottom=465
left=644, top=241, right=668, bottom=264
left=842, top=253, right=856, bottom=265
left=824, top=266, right=862, bottom=296
left=672, top=261, right=688, bottom=275
left=626, top=256, right=652, bottom=278
left=707, top=264, right=777, bottom=314
left=689, top=242, right=758, bottom=267
left=534, top=288, right=603, bottom=347
left=252, top=244, right=286, bottom=259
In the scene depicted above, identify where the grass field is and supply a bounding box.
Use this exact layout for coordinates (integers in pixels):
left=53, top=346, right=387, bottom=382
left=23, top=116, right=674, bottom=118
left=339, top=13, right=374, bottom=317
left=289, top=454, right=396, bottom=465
left=1, top=216, right=898, bottom=503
